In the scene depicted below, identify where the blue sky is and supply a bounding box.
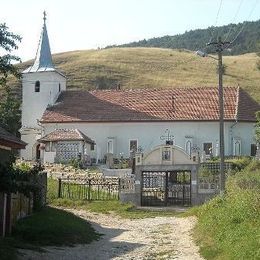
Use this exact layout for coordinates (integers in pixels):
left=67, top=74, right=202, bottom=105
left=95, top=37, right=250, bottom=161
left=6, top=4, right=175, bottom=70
left=1, top=0, right=259, bottom=61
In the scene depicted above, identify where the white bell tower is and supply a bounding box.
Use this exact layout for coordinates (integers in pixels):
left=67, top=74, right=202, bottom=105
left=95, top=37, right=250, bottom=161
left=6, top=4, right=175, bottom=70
left=20, top=11, right=66, bottom=160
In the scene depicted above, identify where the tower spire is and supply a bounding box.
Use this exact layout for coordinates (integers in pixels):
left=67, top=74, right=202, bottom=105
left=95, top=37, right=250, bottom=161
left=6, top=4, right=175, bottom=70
left=23, top=11, right=55, bottom=73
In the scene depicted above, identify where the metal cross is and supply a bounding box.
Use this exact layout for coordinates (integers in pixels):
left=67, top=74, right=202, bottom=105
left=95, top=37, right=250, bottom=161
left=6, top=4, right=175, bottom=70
left=160, top=129, right=174, bottom=141
left=43, top=11, right=47, bottom=23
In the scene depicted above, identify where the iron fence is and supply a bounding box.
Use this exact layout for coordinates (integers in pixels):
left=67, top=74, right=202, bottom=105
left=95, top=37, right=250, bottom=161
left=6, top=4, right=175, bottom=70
left=58, top=177, right=119, bottom=201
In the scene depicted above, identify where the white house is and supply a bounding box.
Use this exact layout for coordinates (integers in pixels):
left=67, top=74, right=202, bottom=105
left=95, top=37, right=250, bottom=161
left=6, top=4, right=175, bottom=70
left=20, top=14, right=260, bottom=163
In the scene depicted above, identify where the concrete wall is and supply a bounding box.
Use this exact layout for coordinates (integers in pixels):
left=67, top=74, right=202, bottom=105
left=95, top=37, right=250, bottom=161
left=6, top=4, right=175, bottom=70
left=43, top=121, right=256, bottom=162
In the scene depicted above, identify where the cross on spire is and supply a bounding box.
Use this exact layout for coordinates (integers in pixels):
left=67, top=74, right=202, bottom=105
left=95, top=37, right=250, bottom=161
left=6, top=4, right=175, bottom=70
left=43, top=11, right=47, bottom=24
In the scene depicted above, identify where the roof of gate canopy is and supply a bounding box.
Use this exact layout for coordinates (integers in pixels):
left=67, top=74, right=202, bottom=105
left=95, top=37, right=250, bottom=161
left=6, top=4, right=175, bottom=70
left=38, top=129, right=95, bottom=144
left=41, top=86, right=260, bottom=123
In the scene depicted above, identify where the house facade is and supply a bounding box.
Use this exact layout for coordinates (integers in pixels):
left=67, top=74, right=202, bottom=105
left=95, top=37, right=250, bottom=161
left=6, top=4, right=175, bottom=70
left=20, top=14, right=260, bottom=164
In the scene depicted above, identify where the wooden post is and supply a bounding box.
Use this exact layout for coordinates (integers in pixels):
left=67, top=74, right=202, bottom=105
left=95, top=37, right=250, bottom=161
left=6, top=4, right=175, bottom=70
left=5, top=193, right=12, bottom=236
left=0, top=193, right=7, bottom=237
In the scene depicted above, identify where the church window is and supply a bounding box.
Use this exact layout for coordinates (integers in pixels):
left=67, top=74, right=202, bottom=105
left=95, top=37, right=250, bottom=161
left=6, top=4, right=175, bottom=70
left=233, top=138, right=241, bottom=156
left=35, top=81, right=40, bottom=92
left=59, top=83, right=61, bottom=92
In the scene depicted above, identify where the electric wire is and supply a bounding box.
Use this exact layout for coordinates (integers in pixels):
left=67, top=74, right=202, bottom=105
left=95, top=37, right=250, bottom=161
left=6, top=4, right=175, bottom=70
left=225, top=0, right=259, bottom=49
left=223, top=0, right=244, bottom=42
left=209, top=0, right=223, bottom=43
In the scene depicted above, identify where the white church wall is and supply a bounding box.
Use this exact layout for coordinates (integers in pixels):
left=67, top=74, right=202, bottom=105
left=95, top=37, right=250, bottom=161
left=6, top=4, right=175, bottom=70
left=20, top=129, right=41, bottom=160
left=21, top=71, right=66, bottom=128
left=228, top=122, right=255, bottom=156
left=42, top=120, right=254, bottom=161
left=43, top=151, right=56, bottom=163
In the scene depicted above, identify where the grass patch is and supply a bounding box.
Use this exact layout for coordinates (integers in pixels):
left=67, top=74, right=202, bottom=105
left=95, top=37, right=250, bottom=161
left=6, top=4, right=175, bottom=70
left=51, top=199, right=182, bottom=219
left=0, top=206, right=100, bottom=260
left=12, top=206, right=100, bottom=247
left=192, top=161, right=260, bottom=260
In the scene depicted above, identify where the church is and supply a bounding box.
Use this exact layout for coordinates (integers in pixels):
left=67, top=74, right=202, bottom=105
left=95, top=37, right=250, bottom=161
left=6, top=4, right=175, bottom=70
left=20, top=14, right=260, bottom=164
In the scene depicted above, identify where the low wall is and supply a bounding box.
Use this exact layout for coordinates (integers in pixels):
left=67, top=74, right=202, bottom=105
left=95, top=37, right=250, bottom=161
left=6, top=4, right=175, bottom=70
left=102, top=168, right=132, bottom=177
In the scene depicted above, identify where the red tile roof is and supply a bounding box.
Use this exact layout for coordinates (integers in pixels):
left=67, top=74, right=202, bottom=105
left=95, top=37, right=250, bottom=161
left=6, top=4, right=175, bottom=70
left=41, top=87, right=260, bottom=123
left=38, top=129, right=95, bottom=144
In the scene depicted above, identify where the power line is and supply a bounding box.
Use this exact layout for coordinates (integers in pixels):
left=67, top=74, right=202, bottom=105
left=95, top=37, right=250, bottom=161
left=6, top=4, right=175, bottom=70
left=225, top=0, right=259, bottom=49
left=209, top=0, right=223, bottom=43
left=224, top=0, right=244, bottom=42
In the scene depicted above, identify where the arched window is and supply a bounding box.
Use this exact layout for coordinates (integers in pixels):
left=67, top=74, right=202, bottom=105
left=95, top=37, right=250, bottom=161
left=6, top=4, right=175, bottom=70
left=185, top=140, right=192, bottom=156
left=35, top=81, right=40, bottom=92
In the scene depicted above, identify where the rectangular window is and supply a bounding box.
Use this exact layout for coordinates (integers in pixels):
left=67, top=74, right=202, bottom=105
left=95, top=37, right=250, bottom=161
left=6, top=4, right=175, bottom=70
left=35, top=81, right=40, bottom=92
left=203, top=143, right=213, bottom=155
left=90, top=143, right=95, bottom=151
left=129, top=140, right=138, bottom=153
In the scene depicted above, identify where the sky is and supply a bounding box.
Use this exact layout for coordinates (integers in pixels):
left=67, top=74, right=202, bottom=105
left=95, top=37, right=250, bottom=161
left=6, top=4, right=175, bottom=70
left=1, top=0, right=260, bottom=62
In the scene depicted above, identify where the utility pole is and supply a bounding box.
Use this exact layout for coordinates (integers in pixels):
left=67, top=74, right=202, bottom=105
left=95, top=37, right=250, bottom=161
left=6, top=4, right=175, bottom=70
left=207, top=37, right=230, bottom=193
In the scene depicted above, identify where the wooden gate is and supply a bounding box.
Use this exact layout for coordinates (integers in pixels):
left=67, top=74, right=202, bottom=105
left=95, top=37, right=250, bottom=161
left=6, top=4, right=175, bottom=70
left=141, top=171, right=191, bottom=206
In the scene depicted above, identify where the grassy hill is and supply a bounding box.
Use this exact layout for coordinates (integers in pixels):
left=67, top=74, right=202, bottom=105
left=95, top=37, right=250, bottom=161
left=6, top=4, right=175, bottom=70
left=9, top=47, right=260, bottom=102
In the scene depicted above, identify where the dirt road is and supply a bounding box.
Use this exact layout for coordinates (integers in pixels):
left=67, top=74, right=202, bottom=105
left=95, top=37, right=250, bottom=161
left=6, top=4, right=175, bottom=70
left=19, top=209, right=203, bottom=260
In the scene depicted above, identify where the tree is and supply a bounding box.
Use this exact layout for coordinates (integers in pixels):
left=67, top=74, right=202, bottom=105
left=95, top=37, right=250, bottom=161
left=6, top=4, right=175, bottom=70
left=0, top=23, right=22, bottom=135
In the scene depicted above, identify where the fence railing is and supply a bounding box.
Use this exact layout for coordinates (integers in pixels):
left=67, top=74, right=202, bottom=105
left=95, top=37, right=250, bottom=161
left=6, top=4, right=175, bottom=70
left=58, top=177, right=120, bottom=201
left=200, top=162, right=233, bottom=173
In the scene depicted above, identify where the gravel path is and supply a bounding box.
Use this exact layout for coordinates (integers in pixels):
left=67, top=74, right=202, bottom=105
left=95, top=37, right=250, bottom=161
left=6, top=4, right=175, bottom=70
left=18, top=209, right=204, bottom=260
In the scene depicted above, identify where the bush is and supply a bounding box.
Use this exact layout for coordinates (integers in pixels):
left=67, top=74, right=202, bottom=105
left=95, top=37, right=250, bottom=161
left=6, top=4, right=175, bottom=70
left=194, top=161, right=260, bottom=259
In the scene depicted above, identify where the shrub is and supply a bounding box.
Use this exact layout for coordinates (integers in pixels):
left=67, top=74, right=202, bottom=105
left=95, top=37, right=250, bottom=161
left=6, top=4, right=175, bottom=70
left=194, top=161, right=260, bottom=259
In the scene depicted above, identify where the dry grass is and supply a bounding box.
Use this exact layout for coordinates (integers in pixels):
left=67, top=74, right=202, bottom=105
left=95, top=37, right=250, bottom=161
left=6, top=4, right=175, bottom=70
left=9, top=47, right=260, bottom=102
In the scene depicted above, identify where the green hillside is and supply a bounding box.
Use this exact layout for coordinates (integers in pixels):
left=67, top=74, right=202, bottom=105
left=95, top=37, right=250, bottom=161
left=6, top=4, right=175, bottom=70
left=110, top=20, right=260, bottom=55
left=9, top=47, right=260, bottom=102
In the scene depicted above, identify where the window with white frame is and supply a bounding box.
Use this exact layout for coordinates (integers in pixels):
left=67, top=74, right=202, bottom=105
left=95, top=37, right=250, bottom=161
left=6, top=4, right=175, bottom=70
left=233, top=138, right=241, bottom=156
left=185, top=140, right=192, bottom=156
left=107, top=140, right=113, bottom=154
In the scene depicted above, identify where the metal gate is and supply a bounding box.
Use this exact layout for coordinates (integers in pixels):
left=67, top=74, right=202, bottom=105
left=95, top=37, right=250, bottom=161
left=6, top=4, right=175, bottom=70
left=141, top=171, right=191, bottom=206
